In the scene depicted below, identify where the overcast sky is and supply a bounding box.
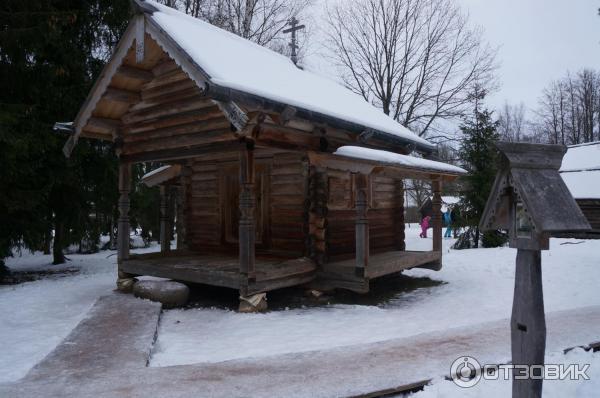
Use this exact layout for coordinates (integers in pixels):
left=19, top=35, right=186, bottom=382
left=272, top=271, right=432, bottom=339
left=458, top=0, right=600, bottom=112
left=307, top=0, right=600, bottom=116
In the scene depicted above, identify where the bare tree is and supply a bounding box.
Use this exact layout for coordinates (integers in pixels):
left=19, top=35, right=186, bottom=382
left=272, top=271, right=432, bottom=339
left=325, top=0, right=497, bottom=141
left=534, top=69, right=600, bottom=145
left=159, top=0, right=312, bottom=53
left=498, top=102, right=526, bottom=142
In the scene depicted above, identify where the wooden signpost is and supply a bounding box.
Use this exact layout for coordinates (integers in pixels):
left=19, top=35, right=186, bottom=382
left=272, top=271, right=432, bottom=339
left=480, top=142, right=591, bottom=398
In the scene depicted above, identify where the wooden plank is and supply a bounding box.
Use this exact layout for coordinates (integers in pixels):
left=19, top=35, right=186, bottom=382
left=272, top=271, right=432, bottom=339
left=124, top=118, right=231, bottom=142
left=104, top=87, right=141, bottom=104
left=86, top=117, right=121, bottom=135
left=120, top=140, right=240, bottom=163
left=122, top=128, right=233, bottom=155
left=122, top=97, right=214, bottom=125
left=116, top=65, right=154, bottom=81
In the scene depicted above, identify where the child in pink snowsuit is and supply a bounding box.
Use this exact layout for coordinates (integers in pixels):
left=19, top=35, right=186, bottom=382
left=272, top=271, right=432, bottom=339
left=420, top=216, right=431, bottom=238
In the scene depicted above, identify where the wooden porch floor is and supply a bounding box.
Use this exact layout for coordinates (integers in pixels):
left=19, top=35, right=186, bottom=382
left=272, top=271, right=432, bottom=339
left=315, top=250, right=441, bottom=293
left=121, top=251, right=317, bottom=294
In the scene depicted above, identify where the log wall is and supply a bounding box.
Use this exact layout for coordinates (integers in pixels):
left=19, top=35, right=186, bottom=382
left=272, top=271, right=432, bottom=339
left=325, top=173, right=405, bottom=261
left=577, top=199, right=600, bottom=231
left=184, top=151, right=308, bottom=257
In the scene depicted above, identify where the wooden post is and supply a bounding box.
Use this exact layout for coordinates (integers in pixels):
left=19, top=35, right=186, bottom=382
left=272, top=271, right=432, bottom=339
left=355, top=174, right=369, bottom=278
left=431, top=179, right=442, bottom=252
left=116, top=162, right=136, bottom=292
left=159, top=185, right=170, bottom=252
left=117, top=162, right=131, bottom=263
left=175, top=184, right=187, bottom=250
left=394, top=179, right=406, bottom=251
left=429, top=179, right=443, bottom=270
left=512, top=249, right=546, bottom=398
left=239, top=141, right=256, bottom=297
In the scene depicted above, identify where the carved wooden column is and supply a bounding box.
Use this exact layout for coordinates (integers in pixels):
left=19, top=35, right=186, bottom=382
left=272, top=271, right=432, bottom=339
left=159, top=185, right=170, bottom=252
left=239, top=142, right=256, bottom=297
left=117, top=162, right=131, bottom=262
left=354, top=174, right=369, bottom=278
left=117, top=162, right=135, bottom=291
left=430, top=179, right=443, bottom=270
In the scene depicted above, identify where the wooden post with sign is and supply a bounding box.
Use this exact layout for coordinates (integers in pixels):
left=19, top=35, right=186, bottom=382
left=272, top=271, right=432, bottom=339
left=480, top=142, right=591, bottom=398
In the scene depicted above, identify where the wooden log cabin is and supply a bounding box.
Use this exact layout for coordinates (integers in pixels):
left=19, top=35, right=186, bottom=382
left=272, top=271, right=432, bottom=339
left=63, top=0, right=466, bottom=308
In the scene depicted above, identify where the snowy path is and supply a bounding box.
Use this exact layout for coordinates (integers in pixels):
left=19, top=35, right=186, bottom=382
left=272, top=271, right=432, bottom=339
left=2, top=303, right=599, bottom=398
left=0, top=243, right=160, bottom=382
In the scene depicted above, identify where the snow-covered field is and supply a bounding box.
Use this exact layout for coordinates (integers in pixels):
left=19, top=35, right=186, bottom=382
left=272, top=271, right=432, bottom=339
left=149, top=227, right=600, bottom=368
left=1, top=226, right=599, bottom=393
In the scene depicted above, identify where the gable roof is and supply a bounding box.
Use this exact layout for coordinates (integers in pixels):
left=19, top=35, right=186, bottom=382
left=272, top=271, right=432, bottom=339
left=66, top=0, right=434, bottom=156
left=141, top=0, right=434, bottom=153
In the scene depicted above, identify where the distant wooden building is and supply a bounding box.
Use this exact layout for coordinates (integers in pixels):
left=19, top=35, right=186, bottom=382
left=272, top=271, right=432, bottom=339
left=559, top=141, right=600, bottom=238
left=64, top=0, right=465, bottom=306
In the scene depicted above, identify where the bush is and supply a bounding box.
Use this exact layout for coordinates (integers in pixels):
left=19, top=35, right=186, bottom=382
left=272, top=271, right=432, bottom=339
left=482, top=230, right=509, bottom=248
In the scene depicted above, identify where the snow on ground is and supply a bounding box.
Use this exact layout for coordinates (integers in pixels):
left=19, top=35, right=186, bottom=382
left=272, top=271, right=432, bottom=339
left=0, top=239, right=161, bottom=383
left=149, top=226, right=600, bottom=367
left=411, top=348, right=600, bottom=398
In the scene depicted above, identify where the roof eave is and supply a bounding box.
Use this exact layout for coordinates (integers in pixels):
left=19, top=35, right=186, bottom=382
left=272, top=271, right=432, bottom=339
left=205, top=83, right=435, bottom=155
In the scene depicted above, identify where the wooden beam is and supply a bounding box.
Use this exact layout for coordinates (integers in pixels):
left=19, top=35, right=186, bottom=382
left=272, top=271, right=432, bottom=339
left=120, top=140, right=241, bottom=163
left=116, top=65, right=154, bottom=81
left=104, top=87, right=141, bottom=104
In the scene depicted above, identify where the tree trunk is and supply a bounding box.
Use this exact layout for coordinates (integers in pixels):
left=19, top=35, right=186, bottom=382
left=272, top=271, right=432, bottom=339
left=53, top=219, right=66, bottom=265
left=43, top=227, right=52, bottom=255
left=474, top=226, right=480, bottom=249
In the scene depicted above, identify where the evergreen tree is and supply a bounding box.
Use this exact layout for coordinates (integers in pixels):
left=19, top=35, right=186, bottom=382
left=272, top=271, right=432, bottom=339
left=457, top=86, right=502, bottom=248
left=0, top=0, right=130, bottom=266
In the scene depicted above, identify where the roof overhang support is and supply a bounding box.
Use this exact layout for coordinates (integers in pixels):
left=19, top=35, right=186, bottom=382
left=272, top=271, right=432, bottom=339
left=207, top=86, right=434, bottom=155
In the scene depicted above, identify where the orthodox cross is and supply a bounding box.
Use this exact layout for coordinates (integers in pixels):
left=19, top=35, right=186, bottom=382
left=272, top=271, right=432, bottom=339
left=283, top=17, right=305, bottom=65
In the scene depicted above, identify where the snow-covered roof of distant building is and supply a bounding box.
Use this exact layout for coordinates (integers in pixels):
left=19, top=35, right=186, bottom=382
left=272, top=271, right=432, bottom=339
left=560, top=141, right=600, bottom=172
left=139, top=0, right=434, bottom=153
left=334, top=146, right=467, bottom=175
left=441, top=196, right=460, bottom=205
left=560, top=142, right=600, bottom=199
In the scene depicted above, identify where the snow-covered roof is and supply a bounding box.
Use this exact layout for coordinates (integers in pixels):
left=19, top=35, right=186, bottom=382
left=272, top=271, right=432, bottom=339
left=441, top=196, right=460, bottom=205
left=334, top=146, right=467, bottom=175
left=142, top=0, right=434, bottom=153
left=560, top=141, right=600, bottom=172
left=561, top=171, right=600, bottom=199
left=559, top=142, right=600, bottom=199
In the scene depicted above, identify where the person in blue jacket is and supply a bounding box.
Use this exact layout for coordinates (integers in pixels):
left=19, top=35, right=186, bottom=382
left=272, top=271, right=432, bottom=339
left=443, top=206, right=453, bottom=238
